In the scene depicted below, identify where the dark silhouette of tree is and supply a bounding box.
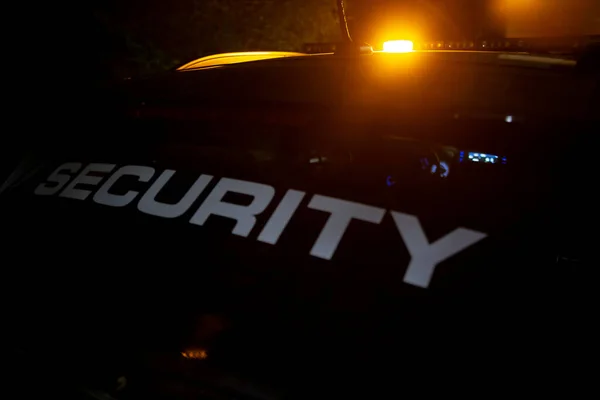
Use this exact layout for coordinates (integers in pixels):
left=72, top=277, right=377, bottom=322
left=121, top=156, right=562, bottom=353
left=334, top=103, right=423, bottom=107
left=190, top=0, right=340, bottom=55
left=91, top=0, right=341, bottom=79
left=88, top=0, right=504, bottom=80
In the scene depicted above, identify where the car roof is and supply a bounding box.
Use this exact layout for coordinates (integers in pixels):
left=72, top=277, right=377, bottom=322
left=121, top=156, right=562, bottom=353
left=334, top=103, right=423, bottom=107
left=174, top=49, right=578, bottom=71
left=126, top=49, right=594, bottom=125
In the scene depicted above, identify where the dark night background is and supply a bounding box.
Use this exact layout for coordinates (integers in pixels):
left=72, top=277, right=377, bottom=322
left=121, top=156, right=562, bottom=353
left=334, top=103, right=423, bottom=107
left=45, top=0, right=344, bottom=82
left=4, top=2, right=597, bottom=397
left=10, top=1, right=342, bottom=147
left=22, top=1, right=503, bottom=83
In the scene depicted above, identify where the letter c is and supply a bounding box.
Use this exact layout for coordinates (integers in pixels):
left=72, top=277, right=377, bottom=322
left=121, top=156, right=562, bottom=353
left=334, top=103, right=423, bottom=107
left=93, top=165, right=155, bottom=207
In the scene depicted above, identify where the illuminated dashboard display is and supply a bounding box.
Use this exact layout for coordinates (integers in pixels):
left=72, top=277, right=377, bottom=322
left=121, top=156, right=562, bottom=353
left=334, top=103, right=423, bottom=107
left=459, top=151, right=507, bottom=164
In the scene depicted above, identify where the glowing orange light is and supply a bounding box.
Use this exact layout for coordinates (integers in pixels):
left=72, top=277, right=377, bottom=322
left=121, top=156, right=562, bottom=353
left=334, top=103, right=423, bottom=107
left=182, top=349, right=208, bottom=360
left=197, top=350, right=208, bottom=359
left=382, top=40, right=414, bottom=53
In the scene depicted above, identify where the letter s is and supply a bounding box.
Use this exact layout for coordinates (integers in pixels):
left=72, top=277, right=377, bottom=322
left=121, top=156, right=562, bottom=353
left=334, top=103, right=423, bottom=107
left=34, top=162, right=82, bottom=196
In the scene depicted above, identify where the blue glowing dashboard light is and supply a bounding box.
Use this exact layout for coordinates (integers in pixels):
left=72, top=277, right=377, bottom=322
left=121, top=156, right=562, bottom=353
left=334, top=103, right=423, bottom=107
left=430, top=161, right=450, bottom=177
left=467, top=152, right=505, bottom=164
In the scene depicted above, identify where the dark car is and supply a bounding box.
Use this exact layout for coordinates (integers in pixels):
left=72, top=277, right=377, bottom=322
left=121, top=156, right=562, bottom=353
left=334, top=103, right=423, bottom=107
left=3, top=42, right=598, bottom=399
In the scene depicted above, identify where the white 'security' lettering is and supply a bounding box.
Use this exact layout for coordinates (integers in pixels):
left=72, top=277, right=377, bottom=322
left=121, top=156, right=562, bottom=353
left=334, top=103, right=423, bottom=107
left=33, top=162, right=488, bottom=289
left=60, top=163, right=116, bottom=201
left=307, top=195, right=386, bottom=260
left=257, top=189, right=306, bottom=245
left=189, top=178, right=275, bottom=237
left=34, top=162, right=82, bottom=196
left=94, top=165, right=156, bottom=207
left=138, top=170, right=213, bottom=218
left=391, top=212, right=487, bottom=288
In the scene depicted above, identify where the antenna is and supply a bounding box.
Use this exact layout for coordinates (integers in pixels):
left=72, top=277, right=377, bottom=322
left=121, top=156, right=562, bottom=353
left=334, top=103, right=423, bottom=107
left=334, top=0, right=373, bottom=55
left=337, top=0, right=352, bottom=43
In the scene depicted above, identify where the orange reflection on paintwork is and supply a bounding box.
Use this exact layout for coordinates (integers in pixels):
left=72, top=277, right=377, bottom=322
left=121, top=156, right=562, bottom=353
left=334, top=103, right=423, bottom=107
left=177, top=51, right=307, bottom=70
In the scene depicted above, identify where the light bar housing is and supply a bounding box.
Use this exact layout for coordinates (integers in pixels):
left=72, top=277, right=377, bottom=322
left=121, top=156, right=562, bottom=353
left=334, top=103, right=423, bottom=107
left=303, top=36, right=599, bottom=55
left=416, top=36, right=599, bottom=53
